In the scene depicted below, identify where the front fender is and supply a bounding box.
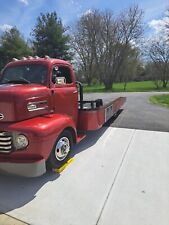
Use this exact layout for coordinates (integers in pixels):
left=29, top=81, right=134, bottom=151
left=0, top=114, right=77, bottom=161
left=5, top=114, right=77, bottom=141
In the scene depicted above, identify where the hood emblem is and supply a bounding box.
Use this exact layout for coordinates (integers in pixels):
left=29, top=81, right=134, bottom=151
left=0, top=113, right=4, bottom=120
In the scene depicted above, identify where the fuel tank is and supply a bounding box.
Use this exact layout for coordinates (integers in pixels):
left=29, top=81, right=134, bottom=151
left=0, top=84, right=52, bottom=122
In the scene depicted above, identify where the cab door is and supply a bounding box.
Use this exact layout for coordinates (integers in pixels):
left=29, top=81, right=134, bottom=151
left=51, top=65, right=78, bottom=124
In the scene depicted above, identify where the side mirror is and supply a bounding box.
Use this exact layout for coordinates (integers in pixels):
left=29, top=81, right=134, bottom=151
left=55, top=77, right=66, bottom=85
left=52, top=69, right=64, bottom=84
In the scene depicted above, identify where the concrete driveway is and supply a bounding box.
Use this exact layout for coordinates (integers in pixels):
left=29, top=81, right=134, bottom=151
left=0, top=92, right=169, bottom=225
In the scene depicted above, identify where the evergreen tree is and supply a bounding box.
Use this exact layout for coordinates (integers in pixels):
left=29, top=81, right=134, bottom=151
left=32, top=12, right=72, bottom=60
left=0, top=27, right=32, bottom=69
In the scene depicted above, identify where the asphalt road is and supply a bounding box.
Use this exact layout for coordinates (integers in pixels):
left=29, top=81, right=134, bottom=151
left=84, top=92, right=169, bottom=132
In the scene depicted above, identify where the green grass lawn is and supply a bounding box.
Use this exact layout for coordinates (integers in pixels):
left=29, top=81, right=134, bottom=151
left=83, top=81, right=169, bottom=93
left=149, top=94, right=169, bottom=108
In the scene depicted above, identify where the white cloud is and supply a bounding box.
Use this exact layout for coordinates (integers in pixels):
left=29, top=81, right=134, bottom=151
left=18, top=0, right=29, bottom=5
left=0, top=24, right=13, bottom=32
left=148, top=15, right=169, bottom=32
left=83, top=9, right=93, bottom=16
left=77, top=9, right=93, bottom=19
left=148, top=13, right=169, bottom=40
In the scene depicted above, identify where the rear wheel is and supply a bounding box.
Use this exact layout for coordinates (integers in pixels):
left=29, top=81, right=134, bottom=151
left=47, top=130, right=73, bottom=170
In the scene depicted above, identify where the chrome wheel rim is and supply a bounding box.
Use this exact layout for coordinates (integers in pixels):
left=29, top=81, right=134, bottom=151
left=55, top=137, right=70, bottom=161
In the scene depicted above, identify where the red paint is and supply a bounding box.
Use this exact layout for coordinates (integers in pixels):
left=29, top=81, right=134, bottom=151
left=0, top=57, right=126, bottom=169
left=0, top=114, right=77, bottom=161
left=78, top=97, right=126, bottom=130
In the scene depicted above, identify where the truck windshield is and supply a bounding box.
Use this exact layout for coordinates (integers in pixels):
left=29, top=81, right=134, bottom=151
left=0, top=64, right=48, bottom=85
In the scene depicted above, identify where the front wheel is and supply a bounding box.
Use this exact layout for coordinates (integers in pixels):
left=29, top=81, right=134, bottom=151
left=46, top=130, right=73, bottom=170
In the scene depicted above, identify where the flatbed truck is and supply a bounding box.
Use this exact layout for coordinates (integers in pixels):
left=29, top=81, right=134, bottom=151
left=0, top=56, right=126, bottom=177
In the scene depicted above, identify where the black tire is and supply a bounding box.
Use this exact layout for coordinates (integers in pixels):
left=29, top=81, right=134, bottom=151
left=46, top=130, right=73, bottom=170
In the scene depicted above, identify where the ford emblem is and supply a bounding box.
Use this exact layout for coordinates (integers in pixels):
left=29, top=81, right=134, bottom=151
left=0, top=113, right=4, bottom=120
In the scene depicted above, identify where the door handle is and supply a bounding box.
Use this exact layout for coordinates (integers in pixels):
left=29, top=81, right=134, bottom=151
left=73, top=91, right=78, bottom=94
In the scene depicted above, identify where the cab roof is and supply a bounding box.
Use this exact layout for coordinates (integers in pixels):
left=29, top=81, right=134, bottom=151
left=6, top=58, right=71, bottom=68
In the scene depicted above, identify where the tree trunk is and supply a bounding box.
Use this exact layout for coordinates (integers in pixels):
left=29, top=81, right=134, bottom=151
left=162, top=80, right=168, bottom=88
left=153, top=80, right=159, bottom=89
left=123, top=82, right=127, bottom=91
left=86, top=77, right=92, bottom=86
left=104, top=80, right=113, bottom=90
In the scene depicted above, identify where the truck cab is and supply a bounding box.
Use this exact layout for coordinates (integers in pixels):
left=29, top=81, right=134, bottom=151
left=0, top=57, right=80, bottom=176
left=0, top=57, right=78, bottom=123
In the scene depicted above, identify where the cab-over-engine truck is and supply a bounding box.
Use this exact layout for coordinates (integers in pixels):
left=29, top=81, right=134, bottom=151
left=0, top=56, right=126, bottom=177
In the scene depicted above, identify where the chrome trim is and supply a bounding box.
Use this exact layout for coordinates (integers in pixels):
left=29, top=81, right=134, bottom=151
left=28, top=100, right=48, bottom=105
left=0, top=131, right=12, bottom=153
left=27, top=100, right=48, bottom=112
left=0, top=132, right=7, bottom=136
left=28, top=107, right=48, bottom=112
left=0, top=146, right=11, bottom=150
left=0, top=141, right=11, bottom=145
left=0, top=137, right=11, bottom=141
left=0, top=159, right=46, bottom=177
left=0, top=113, right=4, bottom=120
left=0, top=150, right=12, bottom=153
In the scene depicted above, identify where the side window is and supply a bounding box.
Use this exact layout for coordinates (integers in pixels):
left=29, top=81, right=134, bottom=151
left=52, top=66, right=72, bottom=84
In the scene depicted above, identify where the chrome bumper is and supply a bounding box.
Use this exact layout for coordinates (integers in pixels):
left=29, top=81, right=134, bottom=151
left=0, top=159, right=46, bottom=177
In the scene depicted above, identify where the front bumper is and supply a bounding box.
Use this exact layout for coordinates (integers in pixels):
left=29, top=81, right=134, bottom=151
left=0, top=159, right=46, bottom=177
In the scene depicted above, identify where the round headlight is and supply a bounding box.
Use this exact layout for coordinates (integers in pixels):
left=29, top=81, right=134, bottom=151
left=15, top=135, right=29, bottom=149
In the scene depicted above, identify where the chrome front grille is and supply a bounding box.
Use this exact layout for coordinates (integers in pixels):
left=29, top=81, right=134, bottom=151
left=0, top=132, right=12, bottom=153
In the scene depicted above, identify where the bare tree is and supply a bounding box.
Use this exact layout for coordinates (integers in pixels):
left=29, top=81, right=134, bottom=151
left=97, top=6, right=143, bottom=89
left=71, top=5, right=143, bottom=90
left=93, top=10, right=118, bottom=89
left=112, top=6, right=143, bottom=87
left=145, top=62, right=162, bottom=89
left=148, top=39, right=169, bottom=88
left=118, top=47, right=140, bottom=90
left=71, top=10, right=101, bottom=85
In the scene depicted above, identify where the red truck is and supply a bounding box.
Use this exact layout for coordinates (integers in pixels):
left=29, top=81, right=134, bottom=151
left=0, top=56, right=126, bottom=177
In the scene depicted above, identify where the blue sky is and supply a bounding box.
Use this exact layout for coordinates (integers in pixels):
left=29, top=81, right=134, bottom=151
left=0, top=0, right=168, bottom=39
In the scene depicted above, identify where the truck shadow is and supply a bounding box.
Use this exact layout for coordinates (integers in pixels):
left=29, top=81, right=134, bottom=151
left=0, top=171, right=60, bottom=213
left=0, top=110, right=123, bottom=214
